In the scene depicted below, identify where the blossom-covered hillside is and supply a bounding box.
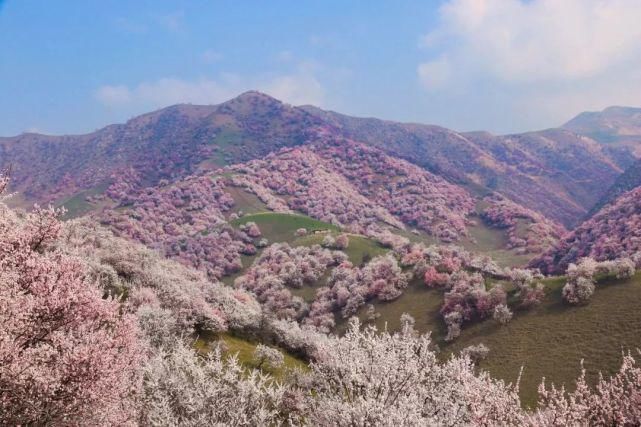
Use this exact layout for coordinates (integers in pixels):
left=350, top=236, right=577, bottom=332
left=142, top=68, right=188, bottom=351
left=0, top=91, right=322, bottom=204
left=94, top=130, right=565, bottom=282
left=0, top=91, right=625, bottom=230
left=229, top=133, right=475, bottom=240
left=481, top=194, right=567, bottom=254
left=4, top=181, right=641, bottom=425
left=531, top=186, right=641, bottom=274
left=302, top=106, right=622, bottom=226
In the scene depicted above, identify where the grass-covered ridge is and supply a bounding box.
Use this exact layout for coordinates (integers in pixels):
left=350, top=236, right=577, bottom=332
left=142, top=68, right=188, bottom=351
left=231, top=212, right=340, bottom=242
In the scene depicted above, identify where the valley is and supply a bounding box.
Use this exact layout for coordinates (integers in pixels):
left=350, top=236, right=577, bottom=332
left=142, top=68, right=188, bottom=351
left=4, top=92, right=641, bottom=423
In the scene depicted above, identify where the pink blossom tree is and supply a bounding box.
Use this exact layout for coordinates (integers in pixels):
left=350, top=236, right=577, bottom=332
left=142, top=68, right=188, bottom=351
left=0, top=195, right=143, bottom=425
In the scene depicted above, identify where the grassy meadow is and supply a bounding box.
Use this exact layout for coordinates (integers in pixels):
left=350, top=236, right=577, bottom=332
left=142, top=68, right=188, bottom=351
left=222, top=186, right=641, bottom=406
left=343, top=272, right=641, bottom=407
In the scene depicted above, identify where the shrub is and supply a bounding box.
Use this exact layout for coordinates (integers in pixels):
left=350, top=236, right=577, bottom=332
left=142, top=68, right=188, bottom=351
left=493, top=305, right=513, bottom=325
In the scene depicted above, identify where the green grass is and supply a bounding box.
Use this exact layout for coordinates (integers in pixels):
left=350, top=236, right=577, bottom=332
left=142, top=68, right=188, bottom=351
left=232, top=212, right=339, bottom=242
left=194, top=332, right=308, bottom=381
left=225, top=186, right=269, bottom=216
left=444, top=273, right=641, bottom=408
left=335, top=277, right=445, bottom=336
left=333, top=272, right=641, bottom=408
left=57, top=182, right=111, bottom=219
left=204, top=127, right=244, bottom=166
left=462, top=220, right=531, bottom=268
left=293, top=233, right=388, bottom=266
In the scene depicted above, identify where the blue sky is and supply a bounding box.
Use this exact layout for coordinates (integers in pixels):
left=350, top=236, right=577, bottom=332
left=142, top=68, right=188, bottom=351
left=2, top=0, right=641, bottom=136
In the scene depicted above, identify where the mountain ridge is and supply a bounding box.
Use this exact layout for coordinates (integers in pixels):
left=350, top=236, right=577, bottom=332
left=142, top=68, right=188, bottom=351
left=0, top=91, right=636, bottom=229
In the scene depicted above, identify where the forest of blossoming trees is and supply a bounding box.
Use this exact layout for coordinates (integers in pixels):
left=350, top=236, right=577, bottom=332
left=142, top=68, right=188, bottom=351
left=533, top=186, right=641, bottom=274
left=93, top=132, right=568, bottom=295
left=3, top=169, right=641, bottom=425
left=227, top=134, right=476, bottom=241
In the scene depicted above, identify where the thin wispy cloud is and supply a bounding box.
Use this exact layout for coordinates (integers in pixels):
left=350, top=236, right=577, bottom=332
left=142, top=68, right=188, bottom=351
left=95, top=66, right=325, bottom=111
left=201, top=49, right=223, bottom=63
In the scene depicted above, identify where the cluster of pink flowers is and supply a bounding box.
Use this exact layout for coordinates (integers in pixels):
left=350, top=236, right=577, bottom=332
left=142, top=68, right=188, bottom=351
left=532, top=187, right=641, bottom=274
left=228, top=147, right=399, bottom=233
left=315, top=137, right=475, bottom=241
left=305, top=254, right=409, bottom=332
left=440, top=272, right=508, bottom=341
left=394, top=242, right=548, bottom=340
left=481, top=194, right=566, bottom=254
left=235, top=243, right=347, bottom=319
left=508, top=268, right=546, bottom=309
left=100, top=175, right=248, bottom=279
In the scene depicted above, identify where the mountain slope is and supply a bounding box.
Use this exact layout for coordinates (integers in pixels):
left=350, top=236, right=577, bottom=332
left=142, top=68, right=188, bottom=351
left=589, top=157, right=641, bottom=216
left=0, top=91, right=321, bottom=204
left=0, top=91, right=626, bottom=229
left=531, top=186, right=641, bottom=274
left=302, top=106, right=622, bottom=226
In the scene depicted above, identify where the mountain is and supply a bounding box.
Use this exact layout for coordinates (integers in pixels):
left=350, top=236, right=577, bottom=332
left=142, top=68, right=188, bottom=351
left=531, top=186, right=641, bottom=274
left=563, top=106, right=641, bottom=167
left=0, top=91, right=321, bottom=204
left=302, top=106, right=622, bottom=226
left=0, top=91, right=629, bottom=229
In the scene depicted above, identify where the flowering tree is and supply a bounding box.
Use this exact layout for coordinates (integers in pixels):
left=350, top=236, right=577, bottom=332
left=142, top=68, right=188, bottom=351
left=322, top=234, right=336, bottom=248
left=241, top=221, right=262, bottom=238
left=533, top=353, right=641, bottom=425
left=562, top=258, right=598, bottom=305
left=59, top=219, right=263, bottom=338
left=509, top=268, right=545, bottom=308
left=139, top=341, right=296, bottom=426
left=334, top=233, right=350, bottom=249
left=493, top=304, right=513, bottom=325
left=0, top=197, right=143, bottom=425
left=307, top=318, right=524, bottom=425
left=461, top=343, right=490, bottom=365
left=254, top=343, right=285, bottom=369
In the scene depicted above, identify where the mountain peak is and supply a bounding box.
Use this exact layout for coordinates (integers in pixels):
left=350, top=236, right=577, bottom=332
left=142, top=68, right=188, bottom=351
left=564, top=105, right=641, bottom=127
left=228, top=90, right=283, bottom=105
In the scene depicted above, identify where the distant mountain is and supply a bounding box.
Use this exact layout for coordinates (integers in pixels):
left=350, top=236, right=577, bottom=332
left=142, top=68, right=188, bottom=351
left=302, top=106, right=621, bottom=227
left=0, top=91, right=628, bottom=229
left=563, top=106, right=641, bottom=167
left=0, top=91, right=320, bottom=204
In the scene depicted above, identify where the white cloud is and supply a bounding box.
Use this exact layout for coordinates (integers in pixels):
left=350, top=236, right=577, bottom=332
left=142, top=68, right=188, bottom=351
left=417, top=56, right=451, bottom=90
left=417, top=0, right=641, bottom=130
left=95, top=85, right=132, bottom=106
left=423, top=0, right=641, bottom=82
left=94, top=68, right=324, bottom=110
left=262, top=73, right=324, bottom=106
